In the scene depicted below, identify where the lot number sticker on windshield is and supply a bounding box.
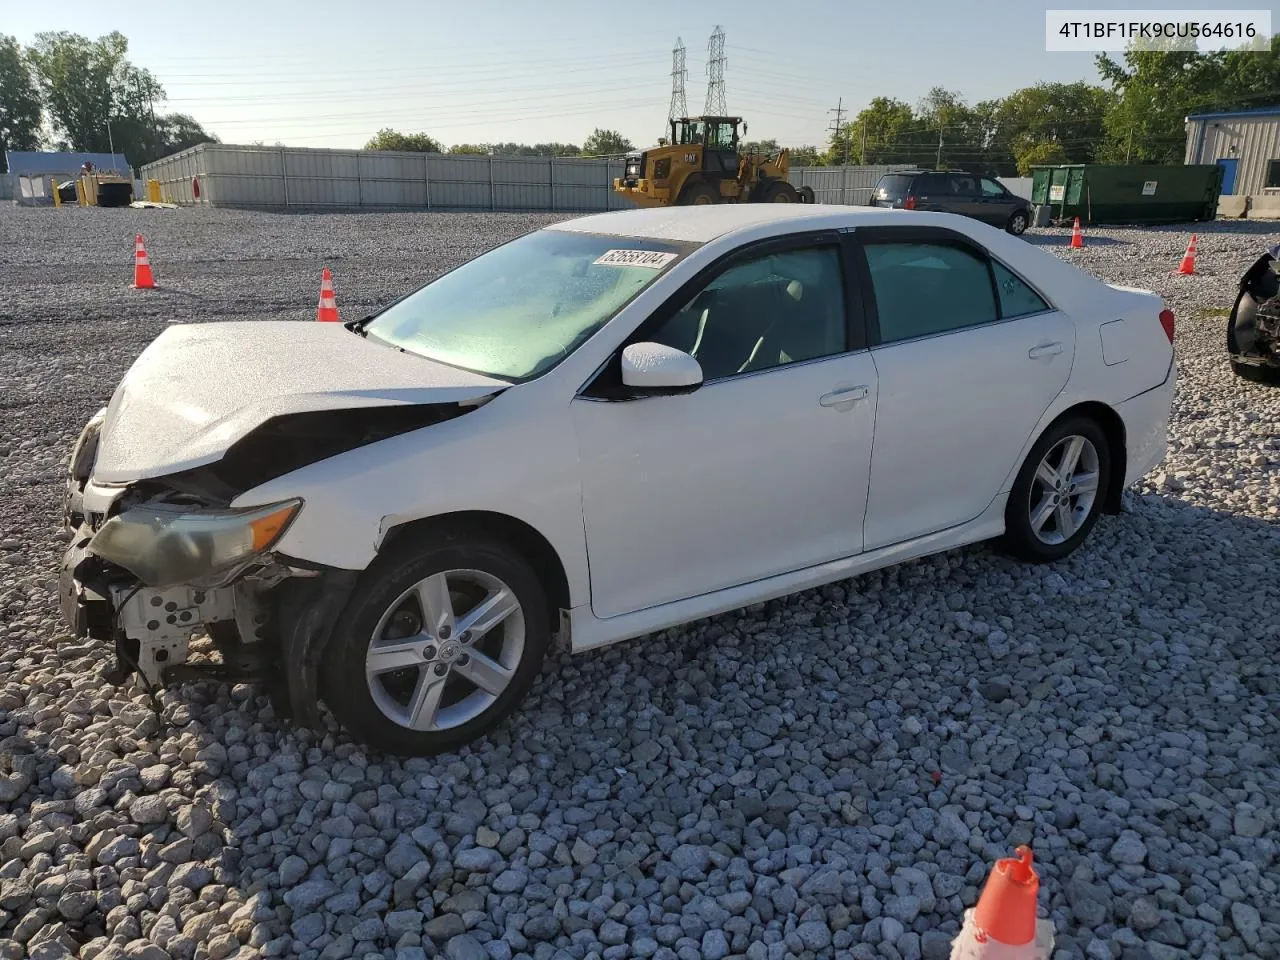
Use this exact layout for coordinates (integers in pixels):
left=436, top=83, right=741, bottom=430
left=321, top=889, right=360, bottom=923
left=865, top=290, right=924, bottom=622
left=594, top=249, right=678, bottom=269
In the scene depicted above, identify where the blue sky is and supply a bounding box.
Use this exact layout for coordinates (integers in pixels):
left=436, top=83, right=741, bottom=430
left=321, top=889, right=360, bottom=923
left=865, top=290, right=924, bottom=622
left=8, top=0, right=1275, bottom=151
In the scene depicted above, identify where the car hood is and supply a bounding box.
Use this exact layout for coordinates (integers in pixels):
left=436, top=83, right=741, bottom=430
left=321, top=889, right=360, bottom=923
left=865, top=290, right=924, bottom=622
left=92, top=321, right=507, bottom=484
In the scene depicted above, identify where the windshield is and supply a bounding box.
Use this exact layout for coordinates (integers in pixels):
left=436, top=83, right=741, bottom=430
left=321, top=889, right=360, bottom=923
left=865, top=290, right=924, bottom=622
left=363, top=230, right=696, bottom=381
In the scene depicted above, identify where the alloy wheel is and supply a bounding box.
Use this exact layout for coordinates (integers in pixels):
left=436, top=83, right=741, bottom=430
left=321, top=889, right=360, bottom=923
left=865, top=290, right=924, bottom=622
left=364, top=568, right=525, bottom=731
left=1028, top=435, right=1100, bottom=545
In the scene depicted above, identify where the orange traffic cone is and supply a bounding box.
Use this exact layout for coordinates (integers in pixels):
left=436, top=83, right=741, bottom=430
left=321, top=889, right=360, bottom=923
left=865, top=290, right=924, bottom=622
left=316, top=267, right=339, bottom=322
left=949, top=846, right=1055, bottom=959
left=1069, top=217, right=1084, bottom=249
left=132, top=234, right=157, bottom=289
left=1177, top=234, right=1198, bottom=275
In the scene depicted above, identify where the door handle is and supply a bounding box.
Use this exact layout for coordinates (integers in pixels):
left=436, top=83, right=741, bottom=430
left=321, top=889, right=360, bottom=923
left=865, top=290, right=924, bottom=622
left=1028, top=342, right=1063, bottom=359
left=819, top=385, right=869, bottom=408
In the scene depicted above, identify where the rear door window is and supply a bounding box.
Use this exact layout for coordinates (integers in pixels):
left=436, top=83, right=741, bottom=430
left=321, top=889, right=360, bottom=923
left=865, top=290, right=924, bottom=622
left=863, top=241, right=998, bottom=343
left=917, top=173, right=951, bottom=195
left=949, top=175, right=978, bottom=196
left=992, top=261, right=1050, bottom=318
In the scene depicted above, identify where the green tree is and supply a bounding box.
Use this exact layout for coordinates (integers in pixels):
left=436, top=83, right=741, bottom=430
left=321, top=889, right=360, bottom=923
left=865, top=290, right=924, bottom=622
left=788, top=145, right=824, bottom=167
left=992, top=82, right=1113, bottom=171
left=365, top=128, right=441, bottom=152
left=0, top=35, right=43, bottom=170
left=741, top=138, right=781, bottom=155
left=28, top=31, right=159, bottom=156
left=156, top=113, right=217, bottom=153
left=582, top=128, right=634, bottom=156
left=448, top=143, right=490, bottom=155
left=1095, top=37, right=1231, bottom=163
left=1015, top=141, right=1069, bottom=174
left=834, top=97, right=921, bottom=166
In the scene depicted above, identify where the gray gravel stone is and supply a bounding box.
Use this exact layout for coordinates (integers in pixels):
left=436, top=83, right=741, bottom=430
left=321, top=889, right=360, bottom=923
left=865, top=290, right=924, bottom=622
left=1, top=210, right=1276, bottom=960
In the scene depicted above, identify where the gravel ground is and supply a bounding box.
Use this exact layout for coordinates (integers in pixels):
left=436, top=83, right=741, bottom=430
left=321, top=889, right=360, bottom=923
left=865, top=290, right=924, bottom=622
left=0, top=205, right=1277, bottom=960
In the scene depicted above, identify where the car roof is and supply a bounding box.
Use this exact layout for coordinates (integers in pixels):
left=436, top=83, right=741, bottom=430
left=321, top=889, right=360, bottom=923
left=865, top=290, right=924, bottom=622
left=547, top=204, right=909, bottom=244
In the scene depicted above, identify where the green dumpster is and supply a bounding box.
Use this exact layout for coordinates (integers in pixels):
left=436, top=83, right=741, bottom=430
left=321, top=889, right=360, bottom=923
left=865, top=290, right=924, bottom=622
left=1029, top=164, right=1223, bottom=225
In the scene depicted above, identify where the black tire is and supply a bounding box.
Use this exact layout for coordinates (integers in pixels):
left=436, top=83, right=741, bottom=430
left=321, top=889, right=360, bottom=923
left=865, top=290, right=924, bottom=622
left=1006, top=209, right=1030, bottom=235
left=798, top=185, right=815, bottom=204
left=1001, top=416, right=1112, bottom=564
left=1230, top=358, right=1280, bottom=384
left=678, top=181, right=720, bottom=206
left=320, top=532, right=550, bottom=757
left=763, top=180, right=799, bottom=203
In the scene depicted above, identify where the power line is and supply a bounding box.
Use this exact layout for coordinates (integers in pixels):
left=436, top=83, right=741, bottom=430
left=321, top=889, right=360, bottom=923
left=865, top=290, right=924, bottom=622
left=705, top=26, right=727, bottom=116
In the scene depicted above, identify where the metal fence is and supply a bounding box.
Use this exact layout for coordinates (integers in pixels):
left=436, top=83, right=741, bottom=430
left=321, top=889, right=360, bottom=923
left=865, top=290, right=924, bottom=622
left=788, top=165, right=917, bottom=205
left=142, top=144, right=637, bottom=211
left=142, top=144, right=920, bottom=212
left=0, top=178, right=12, bottom=201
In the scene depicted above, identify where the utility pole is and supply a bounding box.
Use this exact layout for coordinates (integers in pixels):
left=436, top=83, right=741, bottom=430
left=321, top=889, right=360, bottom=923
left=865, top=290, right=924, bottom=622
left=936, top=123, right=944, bottom=170
left=828, top=98, right=845, bottom=164
left=861, top=122, right=868, bottom=165
left=1126, top=127, right=1133, bottom=163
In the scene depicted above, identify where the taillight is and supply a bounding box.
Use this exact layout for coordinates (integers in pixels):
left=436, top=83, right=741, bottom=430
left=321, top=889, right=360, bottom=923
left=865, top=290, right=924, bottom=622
left=904, top=195, right=917, bottom=210
left=1159, top=308, right=1175, bottom=342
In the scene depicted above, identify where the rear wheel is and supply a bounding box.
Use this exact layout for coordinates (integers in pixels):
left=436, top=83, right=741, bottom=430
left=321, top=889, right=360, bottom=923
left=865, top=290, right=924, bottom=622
left=679, top=181, right=720, bottom=205
left=763, top=181, right=799, bottom=203
left=798, top=185, right=815, bottom=204
left=321, top=534, right=549, bottom=757
left=1001, top=416, right=1111, bottom=563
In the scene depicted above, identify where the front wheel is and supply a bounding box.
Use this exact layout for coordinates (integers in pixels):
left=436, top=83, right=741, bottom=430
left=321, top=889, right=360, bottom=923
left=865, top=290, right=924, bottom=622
left=798, top=185, right=815, bottom=204
left=1001, top=417, right=1111, bottom=563
left=1006, top=209, right=1029, bottom=235
left=321, top=534, right=549, bottom=757
left=679, top=182, right=720, bottom=205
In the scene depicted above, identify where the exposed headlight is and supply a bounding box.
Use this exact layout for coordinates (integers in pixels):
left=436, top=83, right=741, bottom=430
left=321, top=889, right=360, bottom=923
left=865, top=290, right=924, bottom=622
left=90, top=499, right=302, bottom=586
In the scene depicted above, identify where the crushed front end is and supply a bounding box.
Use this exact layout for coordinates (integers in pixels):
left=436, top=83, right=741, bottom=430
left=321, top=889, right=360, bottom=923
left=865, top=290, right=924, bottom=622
left=1229, top=246, right=1280, bottom=380
left=59, top=408, right=360, bottom=724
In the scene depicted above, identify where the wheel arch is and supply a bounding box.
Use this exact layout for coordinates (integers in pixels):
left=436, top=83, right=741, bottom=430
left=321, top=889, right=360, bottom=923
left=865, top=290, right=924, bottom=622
left=1044, top=401, right=1128, bottom=514
left=378, top=510, right=572, bottom=630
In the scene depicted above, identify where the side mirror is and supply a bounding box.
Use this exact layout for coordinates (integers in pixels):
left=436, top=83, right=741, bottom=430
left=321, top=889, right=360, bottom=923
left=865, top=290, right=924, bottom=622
left=620, top=342, right=703, bottom=395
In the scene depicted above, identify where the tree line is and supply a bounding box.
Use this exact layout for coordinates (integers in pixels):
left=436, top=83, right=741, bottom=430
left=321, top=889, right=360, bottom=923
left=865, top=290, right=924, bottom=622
left=364, top=128, right=638, bottom=157
left=0, top=31, right=216, bottom=172
left=827, top=36, right=1280, bottom=174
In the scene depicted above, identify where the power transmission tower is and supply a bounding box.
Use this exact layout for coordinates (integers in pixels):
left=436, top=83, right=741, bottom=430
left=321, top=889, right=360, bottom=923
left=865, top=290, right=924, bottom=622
left=667, top=37, right=688, bottom=139
left=828, top=98, right=846, bottom=164
left=704, top=26, right=728, bottom=116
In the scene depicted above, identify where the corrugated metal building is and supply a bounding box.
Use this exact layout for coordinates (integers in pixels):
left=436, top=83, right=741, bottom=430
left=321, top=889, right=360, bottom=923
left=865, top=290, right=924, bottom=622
left=1184, top=107, right=1280, bottom=196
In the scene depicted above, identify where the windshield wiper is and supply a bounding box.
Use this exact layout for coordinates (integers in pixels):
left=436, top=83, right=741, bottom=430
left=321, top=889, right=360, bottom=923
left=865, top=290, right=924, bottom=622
left=344, top=315, right=376, bottom=337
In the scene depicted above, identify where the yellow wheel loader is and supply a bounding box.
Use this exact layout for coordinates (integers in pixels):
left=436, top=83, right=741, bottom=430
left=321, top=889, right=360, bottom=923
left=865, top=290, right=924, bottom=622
left=613, top=116, right=815, bottom=208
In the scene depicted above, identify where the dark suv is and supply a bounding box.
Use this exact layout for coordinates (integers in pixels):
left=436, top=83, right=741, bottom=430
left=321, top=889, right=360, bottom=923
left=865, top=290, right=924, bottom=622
left=869, top=170, right=1031, bottom=235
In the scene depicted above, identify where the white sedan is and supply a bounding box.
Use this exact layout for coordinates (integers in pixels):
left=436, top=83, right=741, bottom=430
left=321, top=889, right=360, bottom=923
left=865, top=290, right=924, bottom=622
left=60, top=204, right=1175, bottom=756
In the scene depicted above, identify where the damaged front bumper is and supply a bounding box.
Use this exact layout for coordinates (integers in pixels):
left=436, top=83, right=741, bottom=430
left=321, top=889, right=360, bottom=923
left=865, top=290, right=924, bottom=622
left=58, top=413, right=360, bottom=728
left=59, top=522, right=358, bottom=727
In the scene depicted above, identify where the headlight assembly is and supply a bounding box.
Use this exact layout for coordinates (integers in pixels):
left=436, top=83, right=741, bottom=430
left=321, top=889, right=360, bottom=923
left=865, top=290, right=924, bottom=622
left=90, top=499, right=302, bottom=586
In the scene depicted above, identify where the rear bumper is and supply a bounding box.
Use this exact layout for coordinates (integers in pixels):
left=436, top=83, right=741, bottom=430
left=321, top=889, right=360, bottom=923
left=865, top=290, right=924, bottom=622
left=1116, top=354, right=1176, bottom=487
